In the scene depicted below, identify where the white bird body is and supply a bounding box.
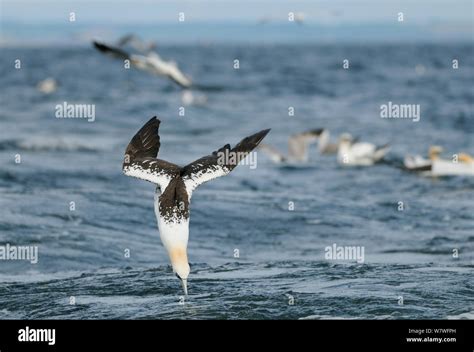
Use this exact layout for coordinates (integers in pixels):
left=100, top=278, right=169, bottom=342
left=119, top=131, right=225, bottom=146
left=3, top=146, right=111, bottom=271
left=337, top=136, right=389, bottom=166
left=154, top=189, right=190, bottom=284
left=153, top=188, right=189, bottom=252
left=431, top=159, right=474, bottom=176
left=131, top=52, right=192, bottom=88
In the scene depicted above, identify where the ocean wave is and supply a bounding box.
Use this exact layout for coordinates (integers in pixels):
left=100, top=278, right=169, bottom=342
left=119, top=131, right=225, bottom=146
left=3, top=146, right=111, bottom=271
left=446, top=312, right=474, bottom=320
left=299, top=314, right=360, bottom=320
left=0, top=137, right=115, bottom=152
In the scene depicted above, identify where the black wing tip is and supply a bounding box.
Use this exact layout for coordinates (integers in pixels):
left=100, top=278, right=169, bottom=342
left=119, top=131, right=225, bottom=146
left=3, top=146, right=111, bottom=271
left=134, top=116, right=161, bottom=139
left=125, top=116, right=161, bottom=160
left=92, top=41, right=103, bottom=49
left=132, top=116, right=161, bottom=139
left=233, top=128, right=270, bottom=152
left=148, top=116, right=160, bottom=124
left=92, top=40, right=109, bottom=50
left=253, top=128, right=271, bottom=143
left=92, top=41, right=117, bottom=55
left=92, top=40, right=130, bottom=59
left=140, top=116, right=161, bottom=130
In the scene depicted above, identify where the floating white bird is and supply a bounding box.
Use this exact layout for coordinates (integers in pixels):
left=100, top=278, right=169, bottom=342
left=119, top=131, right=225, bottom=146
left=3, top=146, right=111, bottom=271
left=258, top=129, right=322, bottom=163
left=36, top=78, right=58, bottom=94
left=337, top=133, right=389, bottom=166
left=122, top=117, right=270, bottom=295
left=405, top=146, right=474, bottom=176
left=93, top=40, right=192, bottom=88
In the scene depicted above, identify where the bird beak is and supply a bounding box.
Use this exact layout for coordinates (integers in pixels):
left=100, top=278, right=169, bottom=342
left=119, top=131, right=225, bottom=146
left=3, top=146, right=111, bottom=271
left=181, top=279, right=188, bottom=296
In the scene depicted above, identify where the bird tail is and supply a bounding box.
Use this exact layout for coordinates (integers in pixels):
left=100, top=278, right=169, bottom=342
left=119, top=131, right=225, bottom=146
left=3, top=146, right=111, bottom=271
left=374, top=144, right=390, bottom=161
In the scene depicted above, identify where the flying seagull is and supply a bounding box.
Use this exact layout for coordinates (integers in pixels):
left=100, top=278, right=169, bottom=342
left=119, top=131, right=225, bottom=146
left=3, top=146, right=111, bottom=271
left=93, top=40, right=192, bottom=88
left=122, top=117, right=270, bottom=295
left=258, top=129, right=322, bottom=163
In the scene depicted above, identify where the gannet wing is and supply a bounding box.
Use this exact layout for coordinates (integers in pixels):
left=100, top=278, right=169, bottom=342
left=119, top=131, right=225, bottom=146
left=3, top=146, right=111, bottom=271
left=181, top=129, right=271, bottom=196
left=164, top=62, right=193, bottom=88
left=374, top=144, right=390, bottom=161
left=122, top=117, right=179, bottom=187
left=93, top=41, right=130, bottom=60
left=116, top=34, right=137, bottom=47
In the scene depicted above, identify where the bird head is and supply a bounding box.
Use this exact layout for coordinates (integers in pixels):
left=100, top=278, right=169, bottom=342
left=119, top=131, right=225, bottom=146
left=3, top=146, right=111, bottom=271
left=169, top=247, right=190, bottom=296
left=429, top=145, right=443, bottom=160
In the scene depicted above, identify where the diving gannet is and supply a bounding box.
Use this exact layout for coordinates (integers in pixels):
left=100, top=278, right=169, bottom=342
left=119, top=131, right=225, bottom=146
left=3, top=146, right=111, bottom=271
left=122, top=116, right=270, bottom=295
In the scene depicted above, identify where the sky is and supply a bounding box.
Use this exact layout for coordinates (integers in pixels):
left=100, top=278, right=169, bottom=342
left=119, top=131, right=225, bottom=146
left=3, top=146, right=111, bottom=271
left=1, top=0, right=473, bottom=44
left=2, top=0, right=473, bottom=24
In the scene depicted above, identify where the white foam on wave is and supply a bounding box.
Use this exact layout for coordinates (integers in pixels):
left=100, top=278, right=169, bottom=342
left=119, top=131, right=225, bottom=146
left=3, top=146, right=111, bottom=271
left=447, top=312, right=474, bottom=320
left=13, top=135, right=118, bottom=152
left=299, top=315, right=357, bottom=320
left=299, top=314, right=394, bottom=320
